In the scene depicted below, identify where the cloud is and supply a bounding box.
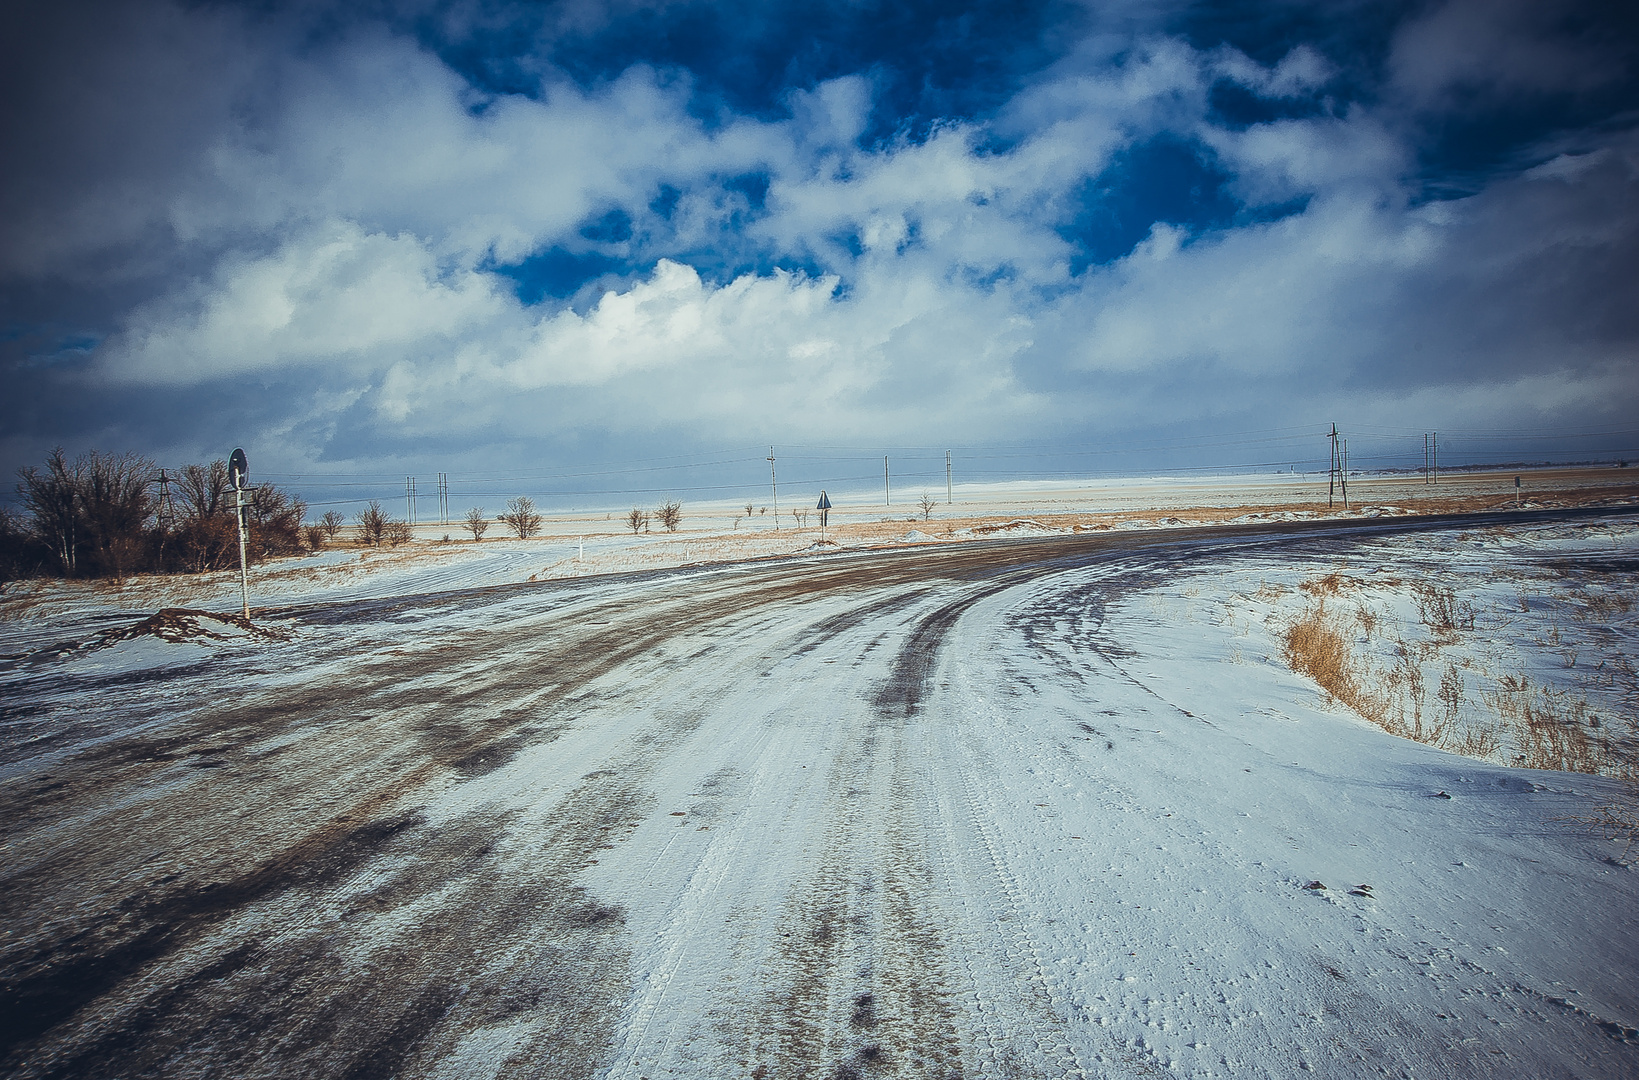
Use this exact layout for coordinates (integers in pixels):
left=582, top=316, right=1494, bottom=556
left=349, top=255, right=1048, bottom=444
left=5, top=0, right=1637, bottom=482
left=104, top=222, right=509, bottom=383
left=1389, top=0, right=1635, bottom=106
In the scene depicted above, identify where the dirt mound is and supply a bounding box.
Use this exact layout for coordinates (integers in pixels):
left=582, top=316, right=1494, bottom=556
left=90, top=608, right=291, bottom=649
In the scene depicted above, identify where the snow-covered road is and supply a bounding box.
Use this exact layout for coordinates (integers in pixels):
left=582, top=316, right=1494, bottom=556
left=2, top=511, right=1635, bottom=1078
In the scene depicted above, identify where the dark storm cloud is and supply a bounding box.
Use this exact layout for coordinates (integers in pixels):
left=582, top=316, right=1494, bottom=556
left=2, top=0, right=1637, bottom=496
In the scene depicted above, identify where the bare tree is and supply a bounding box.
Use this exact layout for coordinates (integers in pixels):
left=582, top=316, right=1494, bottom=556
left=16, top=448, right=154, bottom=577
left=173, top=460, right=236, bottom=571
left=499, top=496, right=543, bottom=539
left=15, top=448, right=84, bottom=576
left=656, top=500, right=682, bottom=532
left=320, top=510, right=346, bottom=539
left=304, top=525, right=326, bottom=551
left=0, top=505, right=38, bottom=585
left=382, top=519, right=413, bottom=546
left=792, top=508, right=808, bottom=528
left=918, top=492, right=936, bottom=521
left=356, top=501, right=388, bottom=546
left=463, top=507, right=489, bottom=541
left=745, top=503, right=754, bottom=518
left=79, top=450, right=156, bottom=577
left=626, top=507, right=649, bottom=534
left=244, top=483, right=306, bottom=561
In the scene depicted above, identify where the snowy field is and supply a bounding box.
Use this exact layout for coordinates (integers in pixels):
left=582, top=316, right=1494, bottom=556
left=1, top=495, right=1637, bottom=1078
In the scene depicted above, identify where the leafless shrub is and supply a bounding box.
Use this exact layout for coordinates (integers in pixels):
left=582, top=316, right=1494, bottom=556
left=1485, top=676, right=1616, bottom=775
left=656, top=500, right=682, bottom=532
left=304, top=525, right=326, bottom=551
left=1251, top=580, right=1288, bottom=603
left=1573, top=591, right=1633, bottom=621
left=1355, top=603, right=1379, bottom=639
left=918, top=492, right=936, bottom=521
left=382, top=520, right=413, bottom=547
left=463, top=507, right=489, bottom=541
left=1448, top=720, right=1504, bottom=760
left=1299, top=572, right=1351, bottom=598
left=243, top=483, right=307, bottom=561
left=356, top=501, right=388, bottom=546
left=320, top=510, right=346, bottom=539
left=1381, top=642, right=1437, bottom=742
left=1414, top=584, right=1474, bottom=640
left=627, top=508, right=649, bottom=534
left=1438, top=662, right=1465, bottom=730
left=499, top=496, right=542, bottom=539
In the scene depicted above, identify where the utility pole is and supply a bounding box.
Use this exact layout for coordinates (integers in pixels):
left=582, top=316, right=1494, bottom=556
left=1431, top=431, right=1437, bottom=485
left=1328, top=425, right=1338, bottom=508
left=154, top=468, right=177, bottom=563
left=154, top=468, right=177, bottom=533
left=946, top=450, right=952, bottom=504
left=768, top=446, right=779, bottom=529
left=406, top=476, right=417, bottom=525
left=438, top=473, right=448, bottom=524
left=1342, top=438, right=1350, bottom=509
left=1423, top=434, right=1430, bottom=485
left=884, top=456, right=890, bottom=506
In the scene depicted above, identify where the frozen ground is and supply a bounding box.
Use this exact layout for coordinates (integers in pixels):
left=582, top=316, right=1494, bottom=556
left=1, top=505, right=1636, bottom=1078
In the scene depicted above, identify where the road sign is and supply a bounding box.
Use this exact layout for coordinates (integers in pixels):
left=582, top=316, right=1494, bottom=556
left=229, top=448, right=249, bottom=489
left=816, top=491, right=831, bottom=510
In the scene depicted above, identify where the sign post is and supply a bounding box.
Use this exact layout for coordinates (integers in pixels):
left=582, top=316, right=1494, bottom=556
left=1515, top=475, right=1521, bottom=508
left=230, top=448, right=250, bottom=619
left=816, top=490, right=832, bottom=539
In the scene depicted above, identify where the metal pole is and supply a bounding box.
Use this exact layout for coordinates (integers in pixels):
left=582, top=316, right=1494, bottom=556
left=234, top=480, right=250, bottom=619
left=884, top=456, right=890, bottom=506
left=946, top=450, right=952, bottom=504
left=768, top=447, right=778, bottom=529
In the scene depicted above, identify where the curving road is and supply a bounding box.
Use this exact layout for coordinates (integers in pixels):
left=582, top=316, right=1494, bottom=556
left=2, top=509, right=1636, bottom=1079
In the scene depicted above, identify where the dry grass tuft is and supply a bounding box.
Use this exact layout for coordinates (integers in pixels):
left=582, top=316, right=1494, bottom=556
left=1299, top=572, right=1353, bottom=598
left=1281, top=580, right=1635, bottom=781
left=1251, top=580, right=1288, bottom=603
left=1283, top=606, right=1364, bottom=712
left=1484, top=676, right=1628, bottom=775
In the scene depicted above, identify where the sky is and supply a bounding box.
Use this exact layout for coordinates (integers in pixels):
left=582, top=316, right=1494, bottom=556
left=3, top=0, right=1638, bottom=512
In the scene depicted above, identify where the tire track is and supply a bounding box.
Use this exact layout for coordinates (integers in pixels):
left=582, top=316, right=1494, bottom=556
left=7, top=509, right=1629, bottom=1077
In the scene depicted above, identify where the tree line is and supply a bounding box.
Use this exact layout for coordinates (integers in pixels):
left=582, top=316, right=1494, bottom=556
left=0, top=449, right=691, bottom=585
left=1, top=449, right=305, bottom=583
